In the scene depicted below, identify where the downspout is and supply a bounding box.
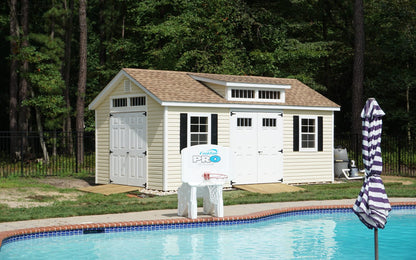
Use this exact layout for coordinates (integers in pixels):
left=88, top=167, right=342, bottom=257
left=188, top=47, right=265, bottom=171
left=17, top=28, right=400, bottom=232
left=163, top=106, right=168, bottom=191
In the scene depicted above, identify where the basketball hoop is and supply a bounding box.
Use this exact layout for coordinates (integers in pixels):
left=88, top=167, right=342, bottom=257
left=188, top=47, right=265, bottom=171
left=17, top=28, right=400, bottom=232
left=203, top=172, right=228, bottom=180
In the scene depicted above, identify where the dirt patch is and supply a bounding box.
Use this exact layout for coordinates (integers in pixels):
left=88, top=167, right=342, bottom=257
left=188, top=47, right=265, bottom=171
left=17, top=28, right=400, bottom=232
left=0, top=177, right=91, bottom=208
left=383, top=176, right=415, bottom=185
left=37, top=176, right=92, bottom=188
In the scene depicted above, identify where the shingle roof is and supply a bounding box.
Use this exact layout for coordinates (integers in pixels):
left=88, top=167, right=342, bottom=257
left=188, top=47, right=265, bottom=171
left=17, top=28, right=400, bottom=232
left=122, top=68, right=339, bottom=108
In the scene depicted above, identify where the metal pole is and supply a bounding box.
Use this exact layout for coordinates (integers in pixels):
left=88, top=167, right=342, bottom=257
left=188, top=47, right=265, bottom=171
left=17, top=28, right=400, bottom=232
left=374, top=228, right=379, bottom=260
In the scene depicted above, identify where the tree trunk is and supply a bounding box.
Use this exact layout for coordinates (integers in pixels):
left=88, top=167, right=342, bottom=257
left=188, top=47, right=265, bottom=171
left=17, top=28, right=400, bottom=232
left=18, top=0, right=30, bottom=156
left=8, top=0, right=19, bottom=158
left=31, top=90, right=49, bottom=164
left=62, top=0, right=74, bottom=154
left=76, top=0, right=87, bottom=165
left=351, top=0, right=365, bottom=135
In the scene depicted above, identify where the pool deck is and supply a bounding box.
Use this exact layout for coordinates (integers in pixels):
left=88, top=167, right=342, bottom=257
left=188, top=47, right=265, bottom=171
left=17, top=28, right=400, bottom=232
left=1, top=197, right=416, bottom=246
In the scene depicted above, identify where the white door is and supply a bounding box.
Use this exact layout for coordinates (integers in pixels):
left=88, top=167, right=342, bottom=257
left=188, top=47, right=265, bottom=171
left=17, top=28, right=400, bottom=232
left=230, top=112, right=283, bottom=184
left=110, top=112, right=147, bottom=186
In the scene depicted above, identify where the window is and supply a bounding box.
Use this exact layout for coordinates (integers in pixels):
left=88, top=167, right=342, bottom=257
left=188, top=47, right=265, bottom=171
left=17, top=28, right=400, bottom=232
left=228, top=88, right=283, bottom=102
left=300, top=116, right=317, bottom=151
left=237, top=118, right=252, bottom=127
left=189, top=115, right=210, bottom=146
left=112, top=98, right=127, bottom=107
left=111, top=96, right=146, bottom=110
left=259, top=90, right=280, bottom=100
left=231, top=89, right=255, bottom=99
left=262, top=118, right=277, bottom=127
left=130, top=96, right=146, bottom=106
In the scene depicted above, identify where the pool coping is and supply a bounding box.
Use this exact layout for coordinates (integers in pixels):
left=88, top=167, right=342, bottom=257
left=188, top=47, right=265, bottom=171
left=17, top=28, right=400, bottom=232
left=1, top=201, right=415, bottom=248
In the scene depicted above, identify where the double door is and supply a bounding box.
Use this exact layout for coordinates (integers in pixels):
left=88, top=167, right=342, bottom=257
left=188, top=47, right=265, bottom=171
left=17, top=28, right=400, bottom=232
left=230, top=112, right=283, bottom=184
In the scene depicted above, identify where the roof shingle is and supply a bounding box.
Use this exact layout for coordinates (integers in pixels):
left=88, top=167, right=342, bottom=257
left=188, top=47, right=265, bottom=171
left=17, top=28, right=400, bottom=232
left=122, top=68, right=339, bottom=108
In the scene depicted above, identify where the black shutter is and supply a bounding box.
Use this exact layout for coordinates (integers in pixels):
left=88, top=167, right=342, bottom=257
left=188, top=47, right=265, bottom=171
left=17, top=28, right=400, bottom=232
left=293, top=116, right=299, bottom=151
left=211, top=114, right=218, bottom=145
left=318, top=116, right=323, bottom=151
left=180, top=113, right=187, bottom=152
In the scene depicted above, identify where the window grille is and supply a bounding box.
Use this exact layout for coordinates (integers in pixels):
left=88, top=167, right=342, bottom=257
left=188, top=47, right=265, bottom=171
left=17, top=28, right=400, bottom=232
left=262, top=118, right=277, bottom=127
left=130, top=96, right=146, bottom=106
left=259, top=90, right=280, bottom=100
left=231, top=89, right=255, bottom=99
left=237, top=118, right=252, bottom=127
left=112, top=98, right=127, bottom=107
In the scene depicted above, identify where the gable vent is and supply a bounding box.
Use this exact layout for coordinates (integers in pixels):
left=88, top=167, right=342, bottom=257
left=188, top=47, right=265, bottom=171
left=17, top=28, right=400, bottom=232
left=124, top=80, right=131, bottom=92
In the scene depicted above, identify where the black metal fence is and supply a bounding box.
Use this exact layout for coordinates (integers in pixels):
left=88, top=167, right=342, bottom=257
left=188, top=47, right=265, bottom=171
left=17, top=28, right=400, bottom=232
left=0, top=131, right=95, bottom=178
left=335, top=134, right=416, bottom=177
left=0, top=131, right=414, bottom=178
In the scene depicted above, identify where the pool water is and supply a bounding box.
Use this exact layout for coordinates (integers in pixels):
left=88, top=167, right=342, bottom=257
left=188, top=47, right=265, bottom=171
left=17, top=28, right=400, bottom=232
left=1, top=208, right=415, bottom=259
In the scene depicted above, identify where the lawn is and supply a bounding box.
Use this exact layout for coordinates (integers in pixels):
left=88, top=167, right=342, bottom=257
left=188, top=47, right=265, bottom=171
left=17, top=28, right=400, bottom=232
left=0, top=175, right=415, bottom=223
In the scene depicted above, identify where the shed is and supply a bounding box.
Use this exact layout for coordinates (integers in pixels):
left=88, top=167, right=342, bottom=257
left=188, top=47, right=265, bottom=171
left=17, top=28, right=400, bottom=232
left=88, top=68, right=340, bottom=191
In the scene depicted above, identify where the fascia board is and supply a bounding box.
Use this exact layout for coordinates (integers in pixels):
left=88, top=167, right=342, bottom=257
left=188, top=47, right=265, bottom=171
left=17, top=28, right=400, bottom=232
left=88, top=70, right=163, bottom=110
left=160, top=101, right=341, bottom=112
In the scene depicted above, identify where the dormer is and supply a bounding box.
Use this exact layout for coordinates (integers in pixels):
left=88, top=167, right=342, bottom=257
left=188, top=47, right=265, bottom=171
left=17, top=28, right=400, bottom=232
left=189, top=75, right=290, bottom=103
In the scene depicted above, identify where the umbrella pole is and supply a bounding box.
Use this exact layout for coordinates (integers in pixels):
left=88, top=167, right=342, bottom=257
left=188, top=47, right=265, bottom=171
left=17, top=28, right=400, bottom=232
left=374, top=228, right=379, bottom=260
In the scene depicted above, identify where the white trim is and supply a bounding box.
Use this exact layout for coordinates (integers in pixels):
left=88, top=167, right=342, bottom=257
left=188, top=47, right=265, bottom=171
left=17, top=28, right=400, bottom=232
left=299, top=115, right=318, bottom=152
left=226, top=88, right=285, bottom=103
left=189, top=75, right=291, bottom=89
left=88, top=70, right=163, bottom=110
left=187, top=113, right=211, bottom=147
left=160, top=101, right=340, bottom=111
left=163, top=106, right=168, bottom=191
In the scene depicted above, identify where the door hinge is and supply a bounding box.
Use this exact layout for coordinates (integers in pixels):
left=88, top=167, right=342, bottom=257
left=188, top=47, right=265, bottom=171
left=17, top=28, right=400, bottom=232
left=109, top=113, right=113, bottom=117
left=278, top=149, right=283, bottom=153
left=230, top=111, right=236, bottom=116
left=279, top=113, right=283, bottom=117
left=109, top=150, right=113, bottom=154
left=143, top=151, right=147, bottom=156
left=143, top=111, right=147, bottom=116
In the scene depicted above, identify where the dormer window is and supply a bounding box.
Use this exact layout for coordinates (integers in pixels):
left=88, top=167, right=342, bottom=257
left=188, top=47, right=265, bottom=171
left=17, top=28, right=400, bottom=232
left=228, top=88, right=284, bottom=102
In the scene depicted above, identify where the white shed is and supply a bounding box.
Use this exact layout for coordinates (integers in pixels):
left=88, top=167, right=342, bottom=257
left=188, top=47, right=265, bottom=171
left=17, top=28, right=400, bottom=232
left=88, top=68, right=340, bottom=191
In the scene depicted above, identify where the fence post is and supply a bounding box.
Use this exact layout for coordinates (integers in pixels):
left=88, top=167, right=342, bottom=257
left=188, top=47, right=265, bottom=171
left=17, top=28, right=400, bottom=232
left=20, top=132, right=24, bottom=177
left=75, top=131, right=78, bottom=173
left=397, top=136, right=401, bottom=175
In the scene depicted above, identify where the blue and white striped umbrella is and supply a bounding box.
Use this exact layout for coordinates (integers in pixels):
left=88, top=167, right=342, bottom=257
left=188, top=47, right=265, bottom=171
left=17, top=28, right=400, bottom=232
left=353, top=98, right=391, bottom=230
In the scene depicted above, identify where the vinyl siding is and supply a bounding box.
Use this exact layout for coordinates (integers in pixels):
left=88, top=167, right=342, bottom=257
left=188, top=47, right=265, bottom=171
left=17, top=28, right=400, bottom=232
left=146, top=97, right=164, bottom=190
left=283, top=110, right=334, bottom=183
left=165, top=107, right=230, bottom=190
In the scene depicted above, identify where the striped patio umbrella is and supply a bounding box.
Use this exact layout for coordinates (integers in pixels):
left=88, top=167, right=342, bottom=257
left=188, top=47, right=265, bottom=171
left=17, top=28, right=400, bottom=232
left=353, top=98, right=391, bottom=260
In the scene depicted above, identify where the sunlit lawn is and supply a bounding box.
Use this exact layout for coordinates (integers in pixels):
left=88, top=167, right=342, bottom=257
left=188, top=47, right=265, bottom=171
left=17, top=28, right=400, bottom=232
left=0, top=175, right=415, bottom=222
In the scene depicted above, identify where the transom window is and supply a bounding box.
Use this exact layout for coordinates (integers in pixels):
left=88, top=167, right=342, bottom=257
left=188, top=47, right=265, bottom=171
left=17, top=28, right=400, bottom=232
left=300, top=116, right=317, bottom=151
left=111, top=95, right=146, bottom=111
left=112, top=98, right=127, bottom=107
left=189, top=115, right=210, bottom=146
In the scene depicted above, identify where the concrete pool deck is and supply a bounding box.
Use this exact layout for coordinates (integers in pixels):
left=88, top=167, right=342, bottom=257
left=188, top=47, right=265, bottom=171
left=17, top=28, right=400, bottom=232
left=1, top=198, right=416, bottom=247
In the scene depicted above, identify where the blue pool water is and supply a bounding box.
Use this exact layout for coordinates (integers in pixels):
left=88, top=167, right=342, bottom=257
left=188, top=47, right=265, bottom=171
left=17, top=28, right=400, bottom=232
left=1, top=207, right=415, bottom=259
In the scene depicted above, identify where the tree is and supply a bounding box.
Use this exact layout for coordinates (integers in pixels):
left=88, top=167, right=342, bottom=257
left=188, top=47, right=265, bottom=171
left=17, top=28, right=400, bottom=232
left=351, top=0, right=364, bottom=135
left=8, top=0, right=19, bottom=157
left=77, top=0, right=87, bottom=164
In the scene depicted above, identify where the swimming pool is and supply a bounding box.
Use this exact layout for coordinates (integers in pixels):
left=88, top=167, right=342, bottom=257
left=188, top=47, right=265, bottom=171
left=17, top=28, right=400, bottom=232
left=1, top=206, right=415, bottom=259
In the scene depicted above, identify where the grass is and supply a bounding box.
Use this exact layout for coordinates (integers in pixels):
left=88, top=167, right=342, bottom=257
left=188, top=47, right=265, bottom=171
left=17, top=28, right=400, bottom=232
left=0, top=176, right=416, bottom=223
